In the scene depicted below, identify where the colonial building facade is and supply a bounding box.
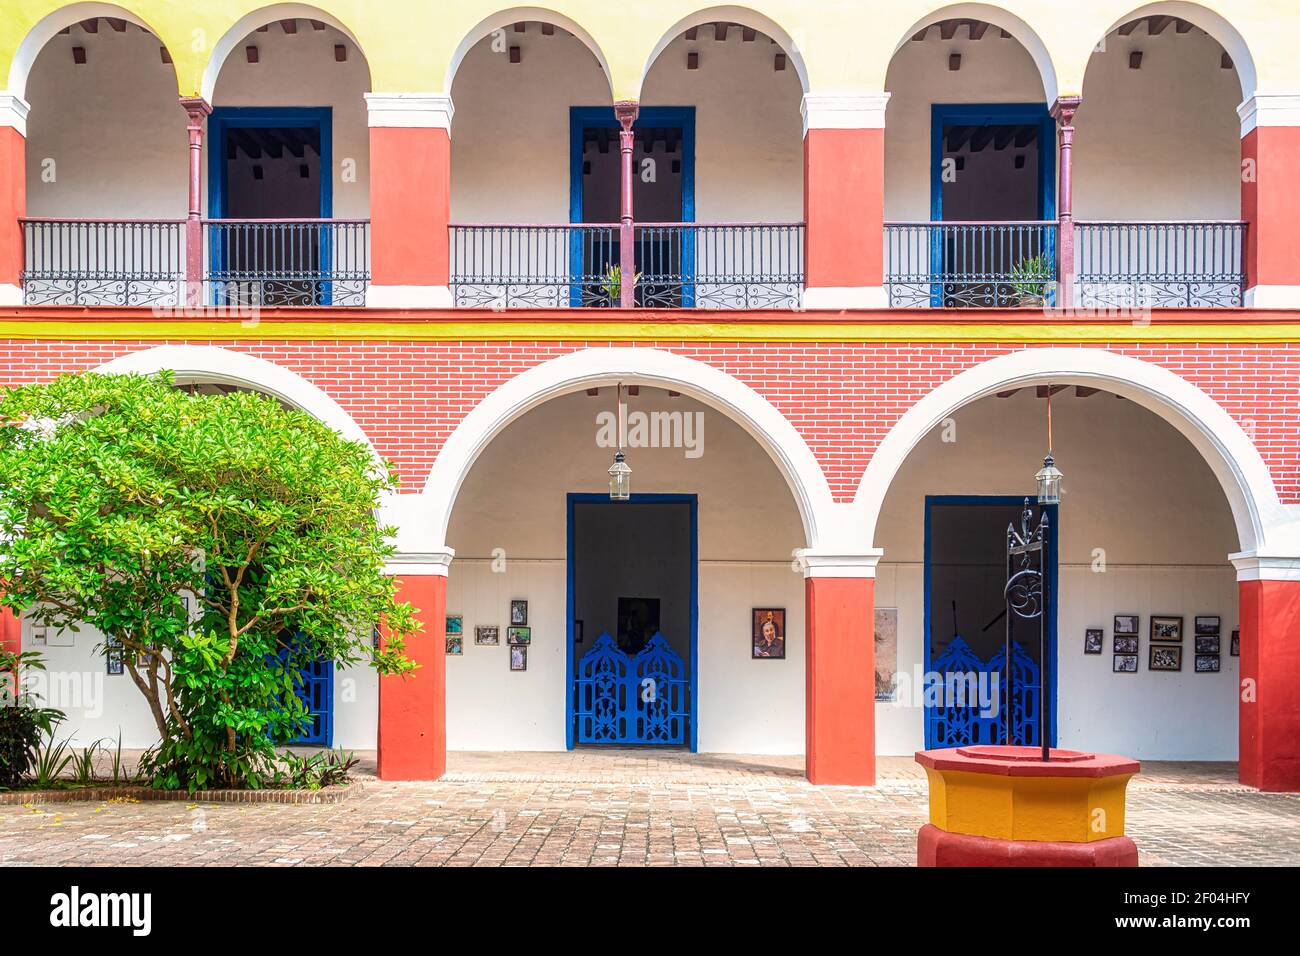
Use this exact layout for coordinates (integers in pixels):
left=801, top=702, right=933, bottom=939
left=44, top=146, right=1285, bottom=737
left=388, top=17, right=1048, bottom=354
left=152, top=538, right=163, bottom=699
left=0, top=1, right=1297, bottom=791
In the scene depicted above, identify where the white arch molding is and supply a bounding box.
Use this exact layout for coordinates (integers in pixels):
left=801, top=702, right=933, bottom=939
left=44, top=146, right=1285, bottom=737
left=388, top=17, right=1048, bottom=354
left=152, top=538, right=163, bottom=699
left=890, top=2, right=1059, bottom=104
left=7, top=2, right=160, bottom=100
left=854, top=348, right=1296, bottom=557
left=421, top=348, right=841, bottom=550
left=639, top=5, right=811, bottom=96
left=92, top=345, right=378, bottom=456
left=444, top=7, right=614, bottom=97
left=200, top=3, right=369, bottom=102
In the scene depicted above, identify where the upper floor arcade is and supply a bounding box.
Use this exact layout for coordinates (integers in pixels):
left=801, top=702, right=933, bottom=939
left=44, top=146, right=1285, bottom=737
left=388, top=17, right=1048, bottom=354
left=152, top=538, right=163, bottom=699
left=1, top=0, right=1298, bottom=312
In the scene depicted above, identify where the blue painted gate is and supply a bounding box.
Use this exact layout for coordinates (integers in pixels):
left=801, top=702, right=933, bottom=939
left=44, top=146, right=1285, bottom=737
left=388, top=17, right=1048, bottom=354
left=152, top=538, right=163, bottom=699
left=289, top=658, right=334, bottom=746
left=926, top=637, right=1041, bottom=748
left=573, top=632, right=689, bottom=744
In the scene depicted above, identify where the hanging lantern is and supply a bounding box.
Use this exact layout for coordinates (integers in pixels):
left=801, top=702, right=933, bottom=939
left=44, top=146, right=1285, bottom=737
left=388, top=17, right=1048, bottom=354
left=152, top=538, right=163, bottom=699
left=1035, top=454, right=1063, bottom=505
left=608, top=449, right=631, bottom=501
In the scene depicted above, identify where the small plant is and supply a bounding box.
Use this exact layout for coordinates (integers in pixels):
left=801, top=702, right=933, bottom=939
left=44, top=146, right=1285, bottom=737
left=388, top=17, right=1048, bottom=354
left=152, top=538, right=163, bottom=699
left=601, top=264, right=641, bottom=304
left=1009, top=255, right=1052, bottom=305
left=32, top=728, right=74, bottom=789
left=109, top=732, right=128, bottom=785
left=70, top=739, right=105, bottom=786
left=275, top=749, right=359, bottom=791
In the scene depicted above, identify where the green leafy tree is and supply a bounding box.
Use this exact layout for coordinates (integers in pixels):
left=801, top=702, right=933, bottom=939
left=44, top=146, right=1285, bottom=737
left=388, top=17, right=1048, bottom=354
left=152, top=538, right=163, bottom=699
left=0, top=372, right=418, bottom=790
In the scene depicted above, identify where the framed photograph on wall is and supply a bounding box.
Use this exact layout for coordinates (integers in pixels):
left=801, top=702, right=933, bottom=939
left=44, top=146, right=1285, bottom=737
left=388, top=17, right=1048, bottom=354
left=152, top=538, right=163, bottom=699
left=752, top=608, right=786, bottom=659
left=1113, top=635, right=1139, bottom=654
left=1149, top=644, right=1182, bottom=671
left=507, top=626, right=531, bottom=646
left=1194, top=616, right=1221, bottom=636
left=1113, top=614, right=1139, bottom=637
left=1150, top=616, right=1183, bottom=643
left=874, top=608, right=898, bottom=701
left=446, top=615, right=463, bottom=636
left=1195, top=654, right=1221, bottom=673
left=510, top=645, right=528, bottom=671
left=1194, top=635, right=1221, bottom=655
left=1113, top=654, right=1138, bottom=673
left=475, top=625, right=499, bottom=646
left=510, top=600, right=528, bottom=625
left=1084, top=628, right=1104, bottom=654
left=446, top=635, right=463, bottom=655
left=1231, top=629, right=1240, bottom=656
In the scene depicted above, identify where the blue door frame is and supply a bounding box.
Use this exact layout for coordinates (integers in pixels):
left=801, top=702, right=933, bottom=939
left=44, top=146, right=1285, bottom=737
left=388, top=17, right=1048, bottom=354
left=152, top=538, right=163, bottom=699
left=568, top=106, right=696, bottom=305
left=923, top=495, right=1058, bottom=749
left=565, top=492, right=699, bottom=750
left=929, top=103, right=1056, bottom=306
left=207, top=106, right=334, bottom=304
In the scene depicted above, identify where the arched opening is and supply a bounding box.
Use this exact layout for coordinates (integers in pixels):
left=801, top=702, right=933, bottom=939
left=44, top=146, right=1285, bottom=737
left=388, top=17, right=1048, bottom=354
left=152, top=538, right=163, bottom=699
left=205, top=9, right=372, bottom=306
left=1075, top=7, right=1252, bottom=307
left=20, top=8, right=184, bottom=305
left=883, top=9, right=1059, bottom=307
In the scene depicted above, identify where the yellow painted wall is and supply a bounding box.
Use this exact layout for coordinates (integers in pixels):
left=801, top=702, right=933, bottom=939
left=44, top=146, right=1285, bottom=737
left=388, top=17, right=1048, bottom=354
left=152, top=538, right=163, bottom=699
left=1, top=1, right=1297, bottom=104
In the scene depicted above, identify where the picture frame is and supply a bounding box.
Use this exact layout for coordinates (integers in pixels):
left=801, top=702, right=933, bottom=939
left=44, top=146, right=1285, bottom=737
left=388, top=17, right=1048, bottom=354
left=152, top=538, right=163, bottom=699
left=1195, top=654, right=1221, bottom=673
left=1150, top=615, right=1183, bottom=643
left=1149, top=644, right=1182, bottom=671
left=446, top=635, right=463, bottom=656
left=1194, top=615, right=1221, bottom=636
left=1194, top=635, right=1221, bottom=655
left=475, top=625, right=500, bottom=646
left=1230, top=629, right=1240, bottom=657
left=1113, top=653, right=1138, bottom=673
left=510, top=645, right=528, bottom=671
left=874, top=607, right=899, bottom=702
left=105, top=636, right=124, bottom=675
left=1113, top=614, right=1139, bottom=637
left=507, top=626, right=531, bottom=646
left=510, top=600, right=528, bottom=625
left=752, top=608, right=786, bottom=660
left=1084, top=628, right=1103, bottom=654
left=1113, top=635, right=1139, bottom=654
left=446, top=615, right=463, bottom=636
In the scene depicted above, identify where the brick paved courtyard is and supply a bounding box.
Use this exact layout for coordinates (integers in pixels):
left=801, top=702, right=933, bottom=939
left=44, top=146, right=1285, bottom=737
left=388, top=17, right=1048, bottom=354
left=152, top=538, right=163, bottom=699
left=2, top=751, right=1297, bottom=867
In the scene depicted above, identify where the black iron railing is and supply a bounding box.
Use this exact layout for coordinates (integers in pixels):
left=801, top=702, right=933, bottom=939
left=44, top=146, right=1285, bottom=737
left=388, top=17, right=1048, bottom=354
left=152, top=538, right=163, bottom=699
left=204, top=219, right=369, bottom=307
left=884, top=221, right=1058, bottom=307
left=450, top=222, right=804, bottom=308
left=1075, top=221, right=1246, bottom=308
left=21, top=218, right=185, bottom=306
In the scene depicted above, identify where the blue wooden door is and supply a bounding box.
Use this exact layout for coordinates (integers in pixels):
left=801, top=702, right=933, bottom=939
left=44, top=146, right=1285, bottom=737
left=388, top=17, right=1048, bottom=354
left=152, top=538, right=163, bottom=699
left=289, top=658, right=334, bottom=746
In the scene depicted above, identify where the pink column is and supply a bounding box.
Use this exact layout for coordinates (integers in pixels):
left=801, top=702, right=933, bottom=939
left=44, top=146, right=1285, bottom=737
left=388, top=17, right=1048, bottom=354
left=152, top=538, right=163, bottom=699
left=179, top=97, right=211, bottom=300
left=1239, top=95, right=1300, bottom=306
left=614, top=100, right=639, bottom=309
left=0, top=95, right=29, bottom=305
left=1051, top=96, right=1080, bottom=309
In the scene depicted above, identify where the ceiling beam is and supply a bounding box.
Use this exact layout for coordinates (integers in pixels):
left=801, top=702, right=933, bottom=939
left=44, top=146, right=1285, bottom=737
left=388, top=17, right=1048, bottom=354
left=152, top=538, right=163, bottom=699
left=1117, top=20, right=1141, bottom=36
left=1075, top=386, right=1101, bottom=398
left=969, top=125, right=998, bottom=152
left=1035, top=385, right=1068, bottom=398
left=996, top=389, right=1021, bottom=398
left=968, top=21, right=989, bottom=41
left=1147, top=16, right=1173, bottom=36
left=939, top=19, right=960, bottom=41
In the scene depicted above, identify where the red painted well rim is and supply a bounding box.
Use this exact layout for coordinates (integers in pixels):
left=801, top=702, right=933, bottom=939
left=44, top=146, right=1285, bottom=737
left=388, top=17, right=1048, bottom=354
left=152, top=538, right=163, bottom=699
left=915, top=745, right=1140, bottom=778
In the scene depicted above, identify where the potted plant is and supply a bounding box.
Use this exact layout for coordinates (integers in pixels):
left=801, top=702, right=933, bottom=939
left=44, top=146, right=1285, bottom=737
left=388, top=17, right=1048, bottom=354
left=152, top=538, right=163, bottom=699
left=1009, top=254, right=1052, bottom=308
left=601, top=264, right=641, bottom=306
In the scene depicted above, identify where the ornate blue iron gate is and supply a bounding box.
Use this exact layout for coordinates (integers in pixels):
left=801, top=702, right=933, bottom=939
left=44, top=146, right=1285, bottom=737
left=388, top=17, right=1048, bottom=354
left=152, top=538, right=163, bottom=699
left=926, top=638, right=1041, bottom=747
left=574, top=632, right=689, bottom=744
left=289, top=658, right=333, bottom=746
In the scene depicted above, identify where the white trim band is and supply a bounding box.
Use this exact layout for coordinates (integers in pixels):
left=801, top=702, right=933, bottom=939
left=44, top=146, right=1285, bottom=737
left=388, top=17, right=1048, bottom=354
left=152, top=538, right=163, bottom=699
left=796, top=550, right=884, bottom=578
left=385, top=549, right=455, bottom=577
left=0, top=93, right=29, bottom=137
left=1244, top=285, right=1300, bottom=309
left=1231, top=553, right=1300, bottom=582
left=1238, top=93, right=1300, bottom=137
left=0, top=283, right=23, bottom=307
left=802, top=286, right=889, bottom=310
left=801, top=93, right=890, bottom=135
left=365, top=93, right=455, bottom=131
left=366, top=285, right=454, bottom=309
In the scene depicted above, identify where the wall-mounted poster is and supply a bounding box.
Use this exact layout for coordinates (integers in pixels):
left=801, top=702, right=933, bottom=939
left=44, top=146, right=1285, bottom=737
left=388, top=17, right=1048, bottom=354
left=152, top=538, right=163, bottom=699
left=105, top=636, right=124, bottom=676
left=446, top=635, right=463, bottom=655
left=475, top=625, right=499, bottom=646
left=510, top=646, right=528, bottom=671
left=446, top=615, right=463, bottom=636
left=1084, top=628, right=1104, bottom=654
left=1150, top=644, right=1182, bottom=671
left=1231, top=629, right=1240, bottom=656
left=1150, top=616, right=1183, bottom=643
left=510, top=600, right=528, bottom=625
left=1113, top=654, right=1138, bottom=673
left=874, top=608, right=898, bottom=701
left=1114, top=614, right=1139, bottom=637
left=1194, top=616, right=1221, bottom=636
left=1113, top=635, right=1139, bottom=654
left=507, top=626, right=531, bottom=646
left=1194, top=635, right=1221, bottom=655
left=1195, top=654, right=1221, bottom=673
left=752, top=608, right=786, bottom=659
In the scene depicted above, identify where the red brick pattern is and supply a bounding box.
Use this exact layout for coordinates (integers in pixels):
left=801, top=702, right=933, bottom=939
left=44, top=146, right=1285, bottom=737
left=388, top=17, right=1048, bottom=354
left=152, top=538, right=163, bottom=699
left=2, top=339, right=1297, bottom=502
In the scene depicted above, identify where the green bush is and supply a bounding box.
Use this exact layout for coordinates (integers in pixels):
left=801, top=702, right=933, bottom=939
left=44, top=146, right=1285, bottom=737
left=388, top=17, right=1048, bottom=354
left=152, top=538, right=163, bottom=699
left=0, top=650, right=65, bottom=789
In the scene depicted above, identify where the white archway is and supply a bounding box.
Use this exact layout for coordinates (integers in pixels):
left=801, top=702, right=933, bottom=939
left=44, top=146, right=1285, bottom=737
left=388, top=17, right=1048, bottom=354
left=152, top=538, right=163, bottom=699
left=93, top=345, right=378, bottom=456
left=890, top=2, right=1059, bottom=103
left=200, top=3, right=368, bottom=102
left=854, top=348, right=1293, bottom=556
left=6, top=2, right=162, bottom=100
left=638, top=5, right=810, bottom=96
left=422, top=348, right=838, bottom=548
left=444, top=7, right=613, bottom=97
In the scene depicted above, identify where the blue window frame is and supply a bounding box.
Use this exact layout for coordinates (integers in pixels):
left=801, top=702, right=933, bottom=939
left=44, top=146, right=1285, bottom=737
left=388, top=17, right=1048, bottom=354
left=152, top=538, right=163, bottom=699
left=568, top=106, right=696, bottom=305
left=206, top=107, right=334, bottom=304
left=565, top=492, right=699, bottom=751
left=923, top=495, right=1058, bottom=749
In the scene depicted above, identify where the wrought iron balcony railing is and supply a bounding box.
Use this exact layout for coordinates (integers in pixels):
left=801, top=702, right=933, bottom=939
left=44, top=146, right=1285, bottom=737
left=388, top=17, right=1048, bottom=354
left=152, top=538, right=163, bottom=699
left=450, top=222, right=804, bottom=309
left=1074, top=220, right=1246, bottom=308
left=204, top=219, right=370, bottom=307
left=21, top=218, right=185, bottom=306
left=884, top=221, right=1058, bottom=308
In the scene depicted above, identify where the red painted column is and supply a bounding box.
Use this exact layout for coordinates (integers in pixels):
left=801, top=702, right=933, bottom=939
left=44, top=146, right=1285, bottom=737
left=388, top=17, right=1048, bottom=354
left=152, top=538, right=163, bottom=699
left=364, top=93, right=454, bottom=308
left=0, top=95, right=29, bottom=305
left=1236, top=569, right=1300, bottom=792
left=377, top=557, right=450, bottom=780
left=1239, top=96, right=1300, bottom=307
left=804, top=556, right=878, bottom=785
left=0, top=602, right=19, bottom=700
left=179, top=97, right=210, bottom=299
left=1051, top=96, right=1080, bottom=309
left=614, top=100, right=639, bottom=309
left=801, top=94, right=889, bottom=310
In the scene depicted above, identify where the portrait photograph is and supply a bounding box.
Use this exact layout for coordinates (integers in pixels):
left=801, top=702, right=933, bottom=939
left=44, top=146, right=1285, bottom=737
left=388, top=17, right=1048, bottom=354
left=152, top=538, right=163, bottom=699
left=475, top=625, right=500, bottom=646
left=446, top=614, right=463, bottom=636
left=1113, top=635, right=1139, bottom=654
left=1195, top=654, right=1221, bottom=673
left=510, top=600, right=528, bottom=625
left=1150, top=615, right=1183, bottom=643
left=1194, top=616, right=1221, bottom=636
left=1113, top=614, right=1139, bottom=637
left=446, top=635, right=463, bottom=656
left=1195, top=635, right=1221, bottom=655
left=874, top=608, right=898, bottom=701
left=507, top=626, right=531, bottom=646
left=1113, top=653, right=1138, bottom=673
left=1150, top=644, right=1182, bottom=671
left=510, top=646, right=528, bottom=671
left=1084, top=628, right=1103, bottom=654
left=752, top=608, right=786, bottom=659
left=1231, top=629, right=1240, bottom=656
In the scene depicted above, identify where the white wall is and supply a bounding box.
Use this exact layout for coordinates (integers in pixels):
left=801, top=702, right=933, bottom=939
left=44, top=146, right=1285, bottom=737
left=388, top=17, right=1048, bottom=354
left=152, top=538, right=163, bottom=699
left=874, top=387, right=1240, bottom=760
left=444, top=387, right=807, bottom=753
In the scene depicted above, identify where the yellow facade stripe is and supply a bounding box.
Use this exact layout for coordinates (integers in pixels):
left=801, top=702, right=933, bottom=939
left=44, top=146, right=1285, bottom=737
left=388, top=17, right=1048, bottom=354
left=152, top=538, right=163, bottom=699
left=2, top=319, right=1300, bottom=344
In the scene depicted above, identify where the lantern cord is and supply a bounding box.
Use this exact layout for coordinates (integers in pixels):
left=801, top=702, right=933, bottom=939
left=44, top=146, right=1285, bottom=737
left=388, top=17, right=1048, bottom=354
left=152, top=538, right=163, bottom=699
left=1046, top=382, right=1054, bottom=456
left=616, top=381, right=623, bottom=453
